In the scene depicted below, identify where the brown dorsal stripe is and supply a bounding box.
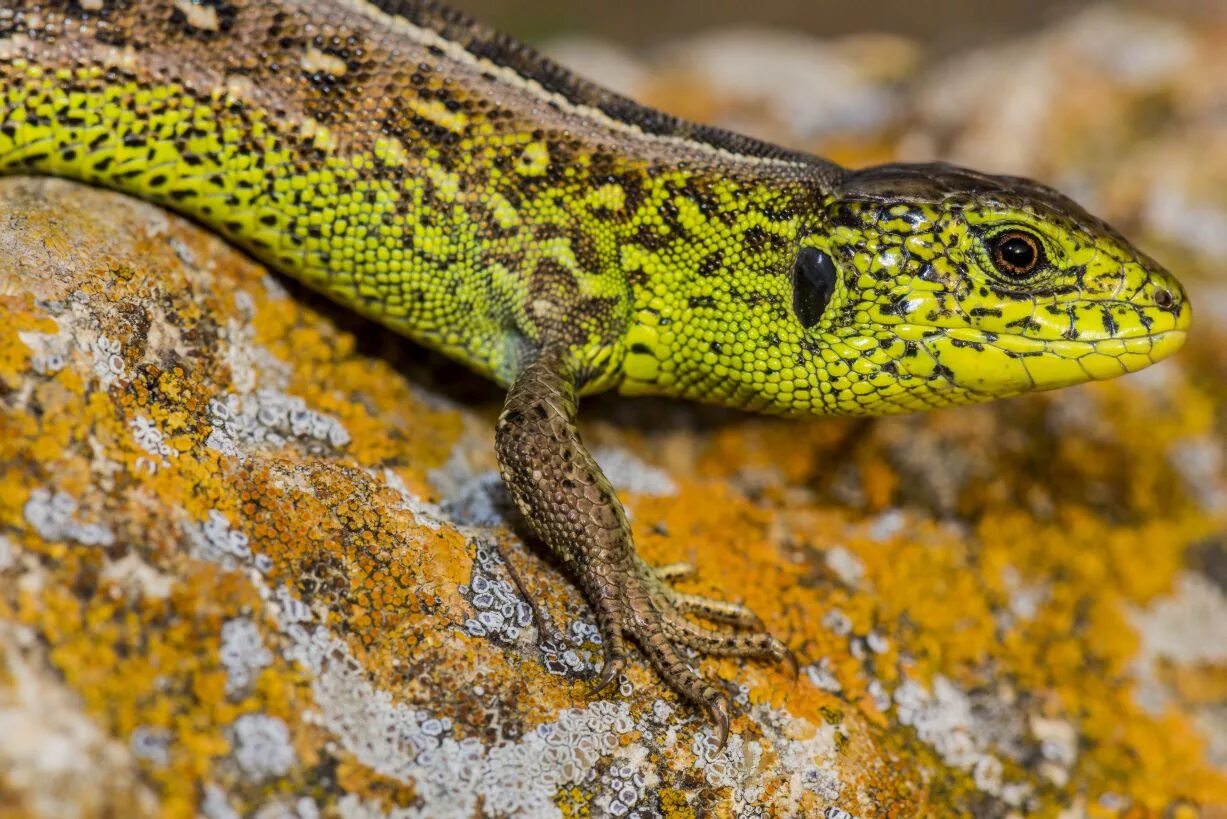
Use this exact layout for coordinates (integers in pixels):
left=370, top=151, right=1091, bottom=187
left=365, top=0, right=826, bottom=166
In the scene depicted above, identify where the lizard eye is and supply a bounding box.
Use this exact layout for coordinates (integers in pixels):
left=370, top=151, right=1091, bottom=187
left=793, top=247, right=837, bottom=328
left=988, top=230, right=1044, bottom=278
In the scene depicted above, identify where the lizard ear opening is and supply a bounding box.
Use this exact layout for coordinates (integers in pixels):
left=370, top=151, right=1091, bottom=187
left=793, top=247, right=837, bottom=329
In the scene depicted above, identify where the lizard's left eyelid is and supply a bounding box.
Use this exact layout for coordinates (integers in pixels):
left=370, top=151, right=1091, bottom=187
left=793, top=247, right=837, bottom=328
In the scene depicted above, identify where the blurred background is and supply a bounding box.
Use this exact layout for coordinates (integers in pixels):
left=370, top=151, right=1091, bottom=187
left=459, top=0, right=1224, bottom=51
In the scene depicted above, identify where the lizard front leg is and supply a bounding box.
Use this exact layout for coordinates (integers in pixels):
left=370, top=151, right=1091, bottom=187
left=494, top=348, right=791, bottom=745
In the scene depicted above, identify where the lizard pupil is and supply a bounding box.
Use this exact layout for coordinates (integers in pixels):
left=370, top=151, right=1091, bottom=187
left=793, top=247, right=837, bottom=328
left=990, top=231, right=1042, bottom=276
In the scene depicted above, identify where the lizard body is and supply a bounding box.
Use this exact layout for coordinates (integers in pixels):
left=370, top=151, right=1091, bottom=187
left=0, top=0, right=1191, bottom=742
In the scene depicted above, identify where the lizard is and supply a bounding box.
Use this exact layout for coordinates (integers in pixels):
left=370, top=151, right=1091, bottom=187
left=0, top=0, right=1191, bottom=745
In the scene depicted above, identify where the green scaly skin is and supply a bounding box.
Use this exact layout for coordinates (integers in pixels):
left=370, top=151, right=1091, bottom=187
left=0, top=0, right=1191, bottom=744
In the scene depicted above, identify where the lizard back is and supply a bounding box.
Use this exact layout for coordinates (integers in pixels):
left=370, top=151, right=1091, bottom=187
left=0, top=0, right=838, bottom=389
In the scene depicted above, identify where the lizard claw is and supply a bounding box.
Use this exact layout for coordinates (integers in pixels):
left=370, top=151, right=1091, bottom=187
left=706, top=691, right=731, bottom=751
left=593, top=656, right=625, bottom=694
left=781, top=645, right=799, bottom=681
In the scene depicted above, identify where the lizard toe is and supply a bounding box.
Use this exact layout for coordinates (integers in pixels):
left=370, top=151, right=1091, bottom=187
left=664, top=589, right=766, bottom=629
left=661, top=613, right=791, bottom=663
left=651, top=561, right=698, bottom=582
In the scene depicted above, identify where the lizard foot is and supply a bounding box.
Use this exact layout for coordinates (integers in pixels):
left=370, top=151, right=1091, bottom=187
left=496, top=350, right=793, bottom=748
left=589, top=560, right=793, bottom=748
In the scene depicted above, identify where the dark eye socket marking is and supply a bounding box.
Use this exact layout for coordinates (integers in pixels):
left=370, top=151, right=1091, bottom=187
left=793, top=247, right=837, bottom=328
left=988, top=230, right=1044, bottom=278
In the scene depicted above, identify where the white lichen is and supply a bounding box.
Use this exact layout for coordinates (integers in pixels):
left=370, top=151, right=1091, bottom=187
left=274, top=596, right=635, bottom=819
left=18, top=329, right=68, bottom=376
left=201, top=784, right=241, bottom=819
left=0, top=622, right=142, bottom=817
left=821, top=609, right=853, bottom=637
left=23, top=488, right=114, bottom=547
left=460, top=540, right=600, bottom=677
left=867, top=509, right=907, bottom=542
left=893, top=676, right=1030, bottom=806
left=436, top=470, right=511, bottom=528
left=1000, top=565, right=1050, bottom=623
left=130, top=414, right=176, bottom=470
left=1029, top=715, right=1078, bottom=785
left=460, top=540, right=534, bottom=644
left=751, top=706, right=843, bottom=806
left=220, top=618, right=273, bottom=696
left=231, top=714, right=296, bottom=781
left=1129, top=572, right=1227, bottom=715
left=1130, top=572, right=1227, bottom=668
left=186, top=510, right=252, bottom=569
left=867, top=680, right=891, bottom=713
left=100, top=552, right=175, bottom=601
left=89, top=335, right=126, bottom=387
left=1167, top=437, right=1227, bottom=513
left=595, top=762, right=651, bottom=818
left=864, top=632, right=889, bottom=655
left=129, top=725, right=171, bottom=766
left=803, top=659, right=843, bottom=695
left=206, top=389, right=350, bottom=457
left=824, top=546, right=865, bottom=587
left=461, top=569, right=533, bottom=644
left=273, top=585, right=314, bottom=625
left=251, top=796, right=321, bottom=819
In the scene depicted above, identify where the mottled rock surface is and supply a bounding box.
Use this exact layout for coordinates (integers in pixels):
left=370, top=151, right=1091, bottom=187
left=1, top=5, right=1226, bottom=818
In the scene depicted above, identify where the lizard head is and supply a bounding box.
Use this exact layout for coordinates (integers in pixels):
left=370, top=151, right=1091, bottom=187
left=793, top=162, right=1191, bottom=414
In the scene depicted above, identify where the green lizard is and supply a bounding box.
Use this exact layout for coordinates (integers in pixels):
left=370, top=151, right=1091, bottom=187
left=0, top=0, right=1190, bottom=744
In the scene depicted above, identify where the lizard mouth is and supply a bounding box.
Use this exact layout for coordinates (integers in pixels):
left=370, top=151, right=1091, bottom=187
left=987, top=326, right=1186, bottom=370
left=889, top=276, right=1193, bottom=395
left=1026, top=327, right=1188, bottom=382
left=896, top=324, right=1189, bottom=397
left=1123, top=328, right=1188, bottom=371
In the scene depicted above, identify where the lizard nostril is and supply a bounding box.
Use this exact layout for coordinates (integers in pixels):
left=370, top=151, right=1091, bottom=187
left=1154, top=288, right=1174, bottom=309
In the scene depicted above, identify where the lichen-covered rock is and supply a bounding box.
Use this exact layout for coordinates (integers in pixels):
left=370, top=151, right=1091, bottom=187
left=2, top=7, right=1226, bottom=818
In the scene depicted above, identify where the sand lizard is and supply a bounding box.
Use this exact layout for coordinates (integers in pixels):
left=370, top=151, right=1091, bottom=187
left=0, top=0, right=1191, bottom=744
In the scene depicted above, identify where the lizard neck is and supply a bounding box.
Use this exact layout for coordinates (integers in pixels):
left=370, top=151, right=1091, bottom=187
left=612, top=173, right=832, bottom=412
